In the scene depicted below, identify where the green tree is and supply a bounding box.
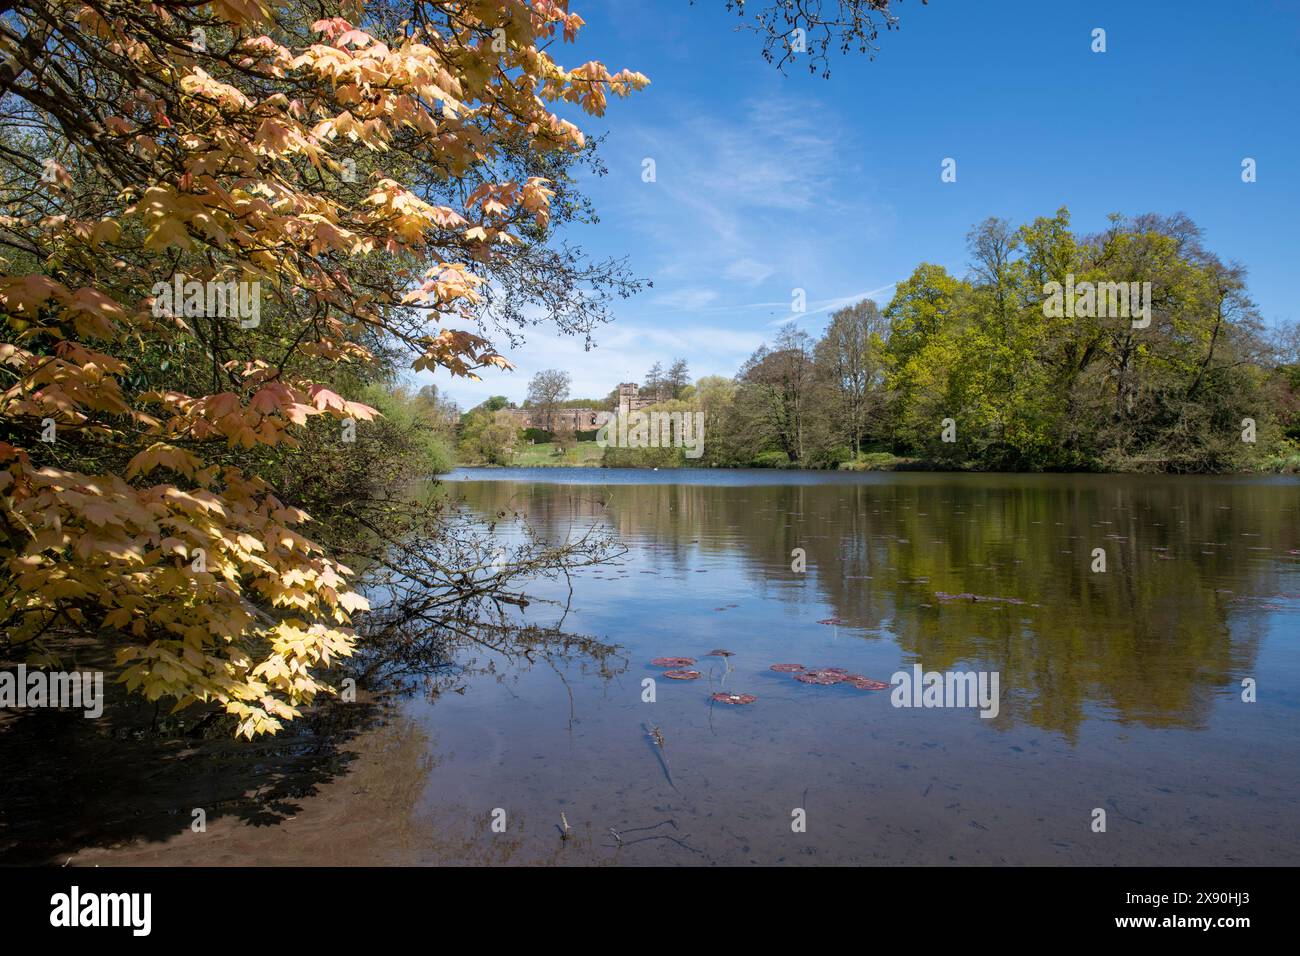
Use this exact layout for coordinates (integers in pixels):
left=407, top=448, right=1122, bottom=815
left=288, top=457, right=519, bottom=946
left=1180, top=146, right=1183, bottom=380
left=814, top=299, right=889, bottom=457
left=665, top=358, right=691, bottom=398
left=734, top=327, right=816, bottom=463
left=527, top=369, right=571, bottom=432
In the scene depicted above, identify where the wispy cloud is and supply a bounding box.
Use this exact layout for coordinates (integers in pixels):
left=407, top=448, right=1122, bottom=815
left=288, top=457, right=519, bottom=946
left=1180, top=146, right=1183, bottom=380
left=611, top=94, right=889, bottom=296
left=724, top=258, right=776, bottom=284
left=421, top=95, right=900, bottom=411
left=648, top=287, right=721, bottom=310
left=764, top=283, right=900, bottom=327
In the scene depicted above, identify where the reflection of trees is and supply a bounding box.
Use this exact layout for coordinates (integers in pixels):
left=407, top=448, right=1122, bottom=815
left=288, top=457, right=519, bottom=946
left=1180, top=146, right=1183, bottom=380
left=454, top=476, right=1295, bottom=737
left=358, top=618, right=625, bottom=707
left=353, top=486, right=627, bottom=702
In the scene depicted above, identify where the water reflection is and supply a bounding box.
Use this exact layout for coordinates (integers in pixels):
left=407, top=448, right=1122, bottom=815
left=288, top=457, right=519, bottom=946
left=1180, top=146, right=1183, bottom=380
left=448, top=471, right=1300, bottom=738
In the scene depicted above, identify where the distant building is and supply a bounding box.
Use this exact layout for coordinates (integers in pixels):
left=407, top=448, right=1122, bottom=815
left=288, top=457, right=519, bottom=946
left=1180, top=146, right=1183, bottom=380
left=616, top=381, right=669, bottom=418
left=504, top=404, right=604, bottom=432
left=501, top=380, right=669, bottom=432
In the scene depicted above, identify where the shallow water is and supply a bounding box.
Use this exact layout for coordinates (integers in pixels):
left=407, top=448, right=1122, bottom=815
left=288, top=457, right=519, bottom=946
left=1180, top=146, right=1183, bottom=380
left=407, top=468, right=1300, bottom=865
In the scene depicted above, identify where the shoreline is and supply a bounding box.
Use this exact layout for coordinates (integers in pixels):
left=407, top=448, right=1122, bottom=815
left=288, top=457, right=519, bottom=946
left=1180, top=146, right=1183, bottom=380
left=450, top=460, right=1300, bottom=476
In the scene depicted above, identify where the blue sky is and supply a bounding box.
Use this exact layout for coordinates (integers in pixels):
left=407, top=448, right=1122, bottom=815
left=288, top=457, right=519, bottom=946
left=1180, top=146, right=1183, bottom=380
left=431, top=0, right=1300, bottom=409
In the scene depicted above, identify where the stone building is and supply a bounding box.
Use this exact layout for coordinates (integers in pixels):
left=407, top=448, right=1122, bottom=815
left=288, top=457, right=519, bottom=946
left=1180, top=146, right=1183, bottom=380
left=505, top=405, right=605, bottom=432
left=501, top=380, right=669, bottom=432
left=616, top=381, right=669, bottom=418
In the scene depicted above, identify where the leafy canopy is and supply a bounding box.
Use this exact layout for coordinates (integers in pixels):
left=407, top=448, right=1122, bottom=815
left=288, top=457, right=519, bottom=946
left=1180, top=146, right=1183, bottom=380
left=0, top=0, right=646, bottom=735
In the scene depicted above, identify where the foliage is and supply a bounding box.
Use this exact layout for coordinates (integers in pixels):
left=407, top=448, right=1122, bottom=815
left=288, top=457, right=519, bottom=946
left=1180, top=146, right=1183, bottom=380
left=602, top=443, right=685, bottom=469
left=0, top=0, right=645, bottom=735
left=881, top=210, right=1281, bottom=472
left=362, top=385, right=455, bottom=476
left=458, top=408, right=519, bottom=465
left=812, top=299, right=888, bottom=458
left=695, top=209, right=1291, bottom=474
left=750, top=449, right=791, bottom=468
left=524, top=367, right=570, bottom=431
left=839, top=451, right=906, bottom=471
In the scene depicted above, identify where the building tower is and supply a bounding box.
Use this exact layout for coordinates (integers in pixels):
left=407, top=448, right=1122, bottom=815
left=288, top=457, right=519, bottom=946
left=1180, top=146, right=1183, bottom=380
left=617, top=382, right=638, bottom=419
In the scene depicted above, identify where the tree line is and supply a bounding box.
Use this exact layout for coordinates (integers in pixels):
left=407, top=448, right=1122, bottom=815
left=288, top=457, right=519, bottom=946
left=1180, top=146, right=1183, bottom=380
left=636, top=210, right=1297, bottom=473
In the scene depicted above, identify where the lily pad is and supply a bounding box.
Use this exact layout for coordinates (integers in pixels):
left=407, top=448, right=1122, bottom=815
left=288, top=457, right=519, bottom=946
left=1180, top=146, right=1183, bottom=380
left=711, top=692, right=756, bottom=705
left=663, top=669, right=701, bottom=680
left=650, top=657, right=696, bottom=668
left=845, top=677, right=891, bottom=690
left=770, top=663, right=806, bottom=673
left=795, top=669, right=845, bottom=685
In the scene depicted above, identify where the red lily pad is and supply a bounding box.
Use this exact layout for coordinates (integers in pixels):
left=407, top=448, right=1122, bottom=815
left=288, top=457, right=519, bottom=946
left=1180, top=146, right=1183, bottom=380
left=770, top=663, right=806, bottom=673
left=705, top=649, right=735, bottom=657
left=795, top=670, right=845, bottom=685
left=663, top=669, right=701, bottom=680
left=650, top=657, right=696, bottom=668
left=846, top=677, right=891, bottom=690
left=711, top=692, right=757, bottom=705
left=817, top=618, right=846, bottom=625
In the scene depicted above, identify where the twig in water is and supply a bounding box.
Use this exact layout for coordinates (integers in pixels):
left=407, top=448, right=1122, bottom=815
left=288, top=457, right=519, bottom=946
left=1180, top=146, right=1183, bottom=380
left=643, top=723, right=677, bottom=791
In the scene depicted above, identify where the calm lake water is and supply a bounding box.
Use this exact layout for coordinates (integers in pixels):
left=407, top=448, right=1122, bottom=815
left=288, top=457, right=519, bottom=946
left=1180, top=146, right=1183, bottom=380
left=399, top=468, right=1300, bottom=865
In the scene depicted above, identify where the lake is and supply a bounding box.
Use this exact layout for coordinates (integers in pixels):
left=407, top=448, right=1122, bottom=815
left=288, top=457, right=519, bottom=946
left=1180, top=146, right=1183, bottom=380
left=43, top=466, right=1300, bottom=867
left=392, top=467, right=1300, bottom=865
